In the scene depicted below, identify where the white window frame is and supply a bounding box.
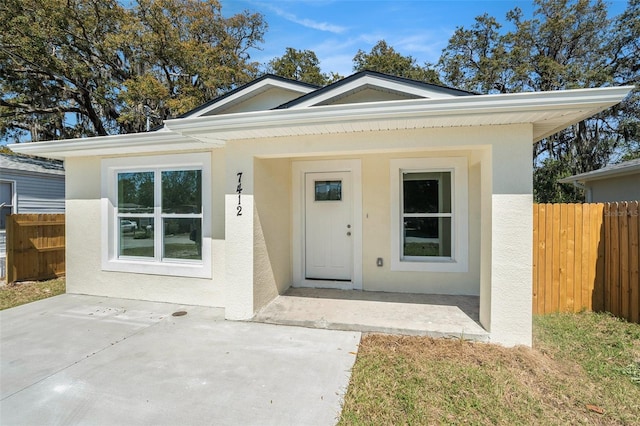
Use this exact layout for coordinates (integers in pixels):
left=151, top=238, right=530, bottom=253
left=101, top=153, right=212, bottom=278
left=390, top=157, right=468, bottom=272
left=1, top=180, right=17, bottom=232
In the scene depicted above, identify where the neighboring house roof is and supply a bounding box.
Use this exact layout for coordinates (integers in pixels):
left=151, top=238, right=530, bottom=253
left=559, top=158, right=640, bottom=184
left=0, top=153, right=64, bottom=176
left=8, top=71, right=634, bottom=160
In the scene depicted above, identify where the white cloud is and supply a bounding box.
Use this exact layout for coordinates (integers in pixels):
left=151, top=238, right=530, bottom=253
left=262, top=3, right=347, bottom=34
left=393, top=32, right=450, bottom=64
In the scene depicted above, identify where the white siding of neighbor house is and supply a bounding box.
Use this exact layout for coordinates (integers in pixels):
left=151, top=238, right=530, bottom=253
left=1, top=170, right=65, bottom=213
left=587, top=174, right=640, bottom=202
left=0, top=165, right=65, bottom=278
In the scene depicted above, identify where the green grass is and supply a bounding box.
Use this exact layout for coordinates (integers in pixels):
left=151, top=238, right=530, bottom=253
left=339, top=312, right=640, bottom=425
left=0, top=277, right=66, bottom=310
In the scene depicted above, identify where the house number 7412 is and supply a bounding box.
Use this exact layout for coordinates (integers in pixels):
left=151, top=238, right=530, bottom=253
left=236, top=172, right=243, bottom=216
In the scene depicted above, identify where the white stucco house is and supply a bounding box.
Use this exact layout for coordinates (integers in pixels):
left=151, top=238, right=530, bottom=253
left=10, top=71, right=632, bottom=346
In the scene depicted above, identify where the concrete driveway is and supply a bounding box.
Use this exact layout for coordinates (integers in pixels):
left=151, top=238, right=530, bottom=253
left=0, top=295, right=360, bottom=426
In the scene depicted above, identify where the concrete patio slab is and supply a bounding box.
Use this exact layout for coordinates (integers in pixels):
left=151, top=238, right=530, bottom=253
left=253, top=288, right=489, bottom=342
left=0, top=294, right=360, bottom=426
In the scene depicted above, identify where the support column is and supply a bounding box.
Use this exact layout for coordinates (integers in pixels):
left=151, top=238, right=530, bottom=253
left=224, top=148, right=255, bottom=320
left=484, top=126, right=533, bottom=347
left=490, top=194, right=533, bottom=346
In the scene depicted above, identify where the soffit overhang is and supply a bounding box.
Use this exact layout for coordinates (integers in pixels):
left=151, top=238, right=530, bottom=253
left=9, top=86, right=633, bottom=160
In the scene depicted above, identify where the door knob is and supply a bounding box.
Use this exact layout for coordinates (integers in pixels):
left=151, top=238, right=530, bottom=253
left=347, top=224, right=351, bottom=228
left=347, top=232, right=351, bottom=236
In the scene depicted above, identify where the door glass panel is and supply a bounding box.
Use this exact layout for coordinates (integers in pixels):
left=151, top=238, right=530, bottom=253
left=162, top=170, right=202, bottom=213
left=315, top=180, right=342, bottom=201
left=118, top=172, right=154, bottom=213
left=119, top=218, right=154, bottom=257
left=403, top=172, right=451, bottom=213
left=403, top=217, right=452, bottom=257
left=163, top=218, right=202, bottom=260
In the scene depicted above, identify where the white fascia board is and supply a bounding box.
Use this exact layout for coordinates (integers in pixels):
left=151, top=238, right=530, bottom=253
left=8, top=130, right=224, bottom=160
left=287, top=75, right=457, bottom=109
left=165, top=86, right=633, bottom=137
left=188, top=78, right=317, bottom=117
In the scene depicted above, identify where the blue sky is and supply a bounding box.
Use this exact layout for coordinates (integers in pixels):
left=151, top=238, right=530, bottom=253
left=220, top=0, right=629, bottom=76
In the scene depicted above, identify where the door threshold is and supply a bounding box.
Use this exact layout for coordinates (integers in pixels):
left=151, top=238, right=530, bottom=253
left=294, top=280, right=354, bottom=291
left=304, top=277, right=351, bottom=282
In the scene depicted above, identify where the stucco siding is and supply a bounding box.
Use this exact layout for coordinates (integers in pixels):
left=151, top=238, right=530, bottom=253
left=486, top=133, right=533, bottom=347
left=253, top=157, right=292, bottom=311
left=61, top=123, right=535, bottom=346
left=64, top=154, right=224, bottom=307
left=236, top=124, right=532, bottom=299
left=359, top=150, right=481, bottom=295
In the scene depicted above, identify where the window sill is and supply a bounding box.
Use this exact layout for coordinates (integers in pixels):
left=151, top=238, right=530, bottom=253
left=390, top=258, right=468, bottom=273
left=103, top=258, right=212, bottom=279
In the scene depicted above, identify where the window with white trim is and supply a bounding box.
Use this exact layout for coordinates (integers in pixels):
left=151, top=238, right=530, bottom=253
left=102, top=154, right=211, bottom=278
left=390, top=158, right=468, bottom=272
left=0, top=180, right=16, bottom=230
left=402, top=171, right=452, bottom=258
left=117, top=169, right=202, bottom=260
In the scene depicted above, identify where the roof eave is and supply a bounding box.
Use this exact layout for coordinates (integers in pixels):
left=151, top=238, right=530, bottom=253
left=9, top=86, right=633, bottom=159
left=9, top=131, right=224, bottom=159
left=165, top=86, right=633, bottom=140
left=559, top=163, right=640, bottom=183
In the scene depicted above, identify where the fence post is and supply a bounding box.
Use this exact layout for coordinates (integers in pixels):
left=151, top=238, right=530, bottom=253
left=629, top=201, right=639, bottom=323
left=6, top=215, right=14, bottom=283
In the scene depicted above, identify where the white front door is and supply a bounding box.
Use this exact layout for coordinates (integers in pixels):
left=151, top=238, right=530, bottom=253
left=305, top=171, right=352, bottom=281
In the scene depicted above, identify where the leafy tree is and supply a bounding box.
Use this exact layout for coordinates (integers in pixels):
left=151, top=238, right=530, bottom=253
left=267, top=48, right=337, bottom=86
left=353, top=40, right=441, bottom=84
left=439, top=0, right=640, bottom=202
left=533, top=158, right=583, bottom=203
left=0, top=0, right=266, bottom=142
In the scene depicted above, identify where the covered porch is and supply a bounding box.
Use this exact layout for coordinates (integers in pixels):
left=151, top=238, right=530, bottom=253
left=253, top=288, right=489, bottom=342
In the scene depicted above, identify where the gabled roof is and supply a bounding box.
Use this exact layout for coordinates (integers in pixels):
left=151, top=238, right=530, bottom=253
left=0, top=153, right=64, bottom=175
left=559, top=158, right=640, bottom=184
left=179, top=74, right=319, bottom=118
left=8, top=70, right=634, bottom=160
left=276, top=70, right=476, bottom=110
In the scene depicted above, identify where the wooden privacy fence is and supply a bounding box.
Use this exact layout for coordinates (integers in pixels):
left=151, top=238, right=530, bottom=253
left=6, top=214, right=65, bottom=283
left=533, top=202, right=639, bottom=323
